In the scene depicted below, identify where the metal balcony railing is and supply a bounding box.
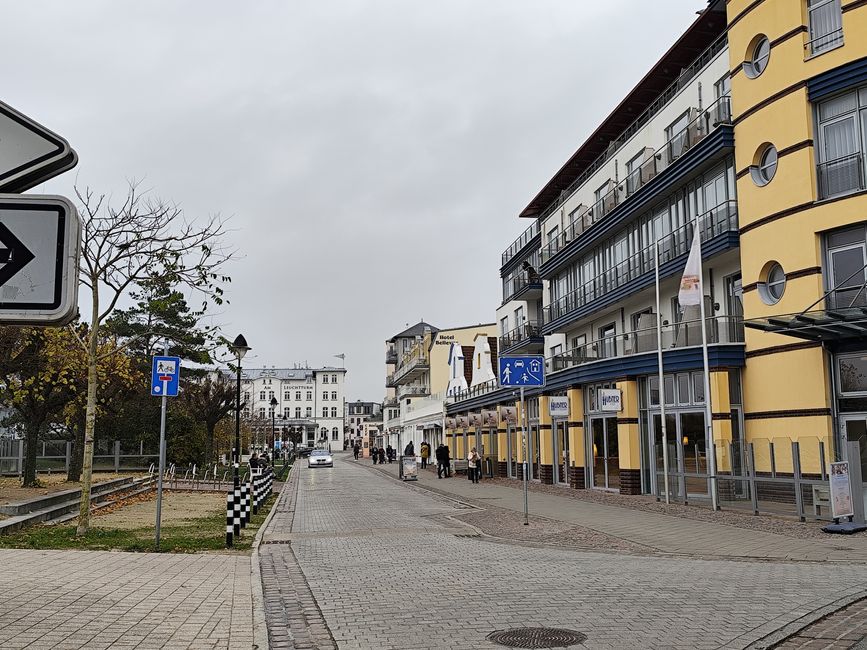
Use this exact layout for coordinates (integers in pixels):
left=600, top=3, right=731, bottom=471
left=503, top=273, right=542, bottom=302
left=502, top=221, right=540, bottom=266
left=549, top=316, right=744, bottom=373
left=540, top=96, right=732, bottom=266
left=393, top=347, right=430, bottom=384
left=450, top=379, right=500, bottom=404
left=383, top=396, right=398, bottom=408
left=536, top=34, right=728, bottom=223
left=499, top=321, right=542, bottom=350
left=397, top=383, right=429, bottom=398
left=386, top=349, right=398, bottom=364
left=543, top=200, right=737, bottom=325
left=817, top=153, right=865, bottom=200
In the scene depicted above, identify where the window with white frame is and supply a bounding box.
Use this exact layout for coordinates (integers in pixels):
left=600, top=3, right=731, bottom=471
left=322, top=407, right=328, bottom=417
left=825, top=224, right=867, bottom=309
left=283, top=407, right=290, bottom=417
left=306, top=407, right=312, bottom=417
left=331, top=407, right=338, bottom=418
left=322, top=391, right=328, bottom=400
left=258, top=407, right=265, bottom=418
left=268, top=407, right=274, bottom=418
left=332, top=427, right=339, bottom=441
left=500, top=316, right=509, bottom=336
left=295, top=391, right=301, bottom=400
left=307, top=391, right=312, bottom=400
left=295, top=407, right=301, bottom=418
left=284, top=391, right=290, bottom=400
left=807, top=0, right=843, bottom=55
left=268, top=390, right=274, bottom=400
left=331, top=391, right=337, bottom=400
left=259, top=391, right=265, bottom=400
left=816, top=88, right=867, bottom=198
left=332, top=374, right=338, bottom=383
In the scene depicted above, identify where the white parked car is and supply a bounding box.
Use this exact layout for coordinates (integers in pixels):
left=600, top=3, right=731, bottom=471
left=308, top=449, right=333, bottom=468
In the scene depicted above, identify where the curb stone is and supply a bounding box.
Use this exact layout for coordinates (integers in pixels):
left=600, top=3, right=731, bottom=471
left=251, top=474, right=288, bottom=650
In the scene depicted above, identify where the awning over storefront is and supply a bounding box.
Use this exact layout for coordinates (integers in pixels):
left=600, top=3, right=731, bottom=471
left=420, top=421, right=442, bottom=430
left=744, top=307, right=867, bottom=342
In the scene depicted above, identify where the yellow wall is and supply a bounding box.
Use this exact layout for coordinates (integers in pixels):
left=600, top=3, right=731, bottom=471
left=616, top=380, right=641, bottom=470
left=568, top=387, right=586, bottom=469
left=729, top=1, right=867, bottom=448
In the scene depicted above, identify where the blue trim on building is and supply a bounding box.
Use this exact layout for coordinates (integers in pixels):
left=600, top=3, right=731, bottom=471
left=541, top=230, right=739, bottom=335
left=807, top=56, right=867, bottom=102
left=446, top=344, right=745, bottom=414
left=539, top=125, right=734, bottom=279
left=500, top=233, right=542, bottom=277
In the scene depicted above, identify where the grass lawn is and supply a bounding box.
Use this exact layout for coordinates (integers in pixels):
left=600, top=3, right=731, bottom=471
left=0, top=491, right=278, bottom=553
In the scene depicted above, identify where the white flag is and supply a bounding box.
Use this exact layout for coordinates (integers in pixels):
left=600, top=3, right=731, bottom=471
left=678, top=227, right=702, bottom=306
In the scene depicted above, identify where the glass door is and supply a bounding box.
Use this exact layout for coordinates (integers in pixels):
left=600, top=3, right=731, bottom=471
left=530, top=424, right=540, bottom=480
left=842, top=415, right=867, bottom=519
left=590, top=417, right=620, bottom=489
left=654, top=412, right=682, bottom=501
left=553, top=420, right=569, bottom=485
left=506, top=426, right=516, bottom=479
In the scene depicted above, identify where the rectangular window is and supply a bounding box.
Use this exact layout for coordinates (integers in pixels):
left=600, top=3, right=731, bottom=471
left=550, top=343, right=563, bottom=359
left=322, top=407, right=328, bottom=417
left=295, top=407, right=301, bottom=418
left=331, top=391, right=338, bottom=400
left=295, top=391, right=301, bottom=400
left=500, top=316, right=509, bottom=336
left=307, top=391, right=312, bottom=401
left=284, top=392, right=291, bottom=401
left=332, top=375, right=338, bottom=383
left=826, top=225, right=867, bottom=309
left=258, top=407, right=265, bottom=418
left=268, top=391, right=274, bottom=400
left=808, top=0, right=843, bottom=55
left=322, top=391, right=328, bottom=400
left=331, top=407, right=338, bottom=418
left=514, top=306, right=524, bottom=327
left=598, top=323, right=616, bottom=359
left=306, top=407, right=312, bottom=417
left=816, top=89, right=864, bottom=198
left=259, top=391, right=265, bottom=400
left=322, top=375, right=329, bottom=383
left=838, top=353, right=867, bottom=395
left=714, top=74, right=731, bottom=99
left=570, top=334, right=586, bottom=350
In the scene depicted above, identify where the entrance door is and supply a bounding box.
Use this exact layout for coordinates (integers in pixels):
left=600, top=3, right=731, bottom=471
left=553, top=420, right=569, bottom=485
left=530, top=424, right=541, bottom=480
left=842, top=415, right=867, bottom=519
left=590, top=417, right=619, bottom=489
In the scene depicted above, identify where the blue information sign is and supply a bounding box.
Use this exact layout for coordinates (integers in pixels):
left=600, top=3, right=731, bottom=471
left=498, top=355, right=545, bottom=387
left=151, top=355, right=181, bottom=397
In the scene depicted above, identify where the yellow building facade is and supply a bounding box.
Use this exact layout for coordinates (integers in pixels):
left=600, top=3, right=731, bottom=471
left=446, top=0, right=867, bottom=518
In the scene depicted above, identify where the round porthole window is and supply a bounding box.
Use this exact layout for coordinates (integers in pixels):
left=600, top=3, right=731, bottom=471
left=759, top=262, right=786, bottom=305
left=744, top=35, right=770, bottom=79
left=750, top=144, right=778, bottom=186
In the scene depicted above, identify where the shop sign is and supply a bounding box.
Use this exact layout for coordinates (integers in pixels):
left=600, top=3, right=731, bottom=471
left=482, top=410, right=498, bottom=426
left=549, top=397, right=569, bottom=418
left=501, top=406, right=517, bottom=424
left=830, top=461, right=855, bottom=518
left=469, top=412, right=482, bottom=426
left=445, top=416, right=456, bottom=429
left=599, top=389, right=622, bottom=412
left=456, top=415, right=469, bottom=428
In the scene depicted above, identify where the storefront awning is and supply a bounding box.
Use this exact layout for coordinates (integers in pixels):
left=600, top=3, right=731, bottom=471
left=744, top=307, right=867, bottom=342
left=420, top=421, right=442, bottom=429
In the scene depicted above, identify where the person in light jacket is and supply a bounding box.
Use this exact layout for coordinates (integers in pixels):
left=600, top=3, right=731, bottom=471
left=467, top=447, right=480, bottom=484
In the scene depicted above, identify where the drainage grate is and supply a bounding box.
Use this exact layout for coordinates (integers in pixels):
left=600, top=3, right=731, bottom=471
left=487, top=627, right=586, bottom=648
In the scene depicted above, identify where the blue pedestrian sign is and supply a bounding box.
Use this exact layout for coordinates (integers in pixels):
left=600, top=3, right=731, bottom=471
left=151, top=355, right=181, bottom=397
left=498, top=355, right=545, bottom=387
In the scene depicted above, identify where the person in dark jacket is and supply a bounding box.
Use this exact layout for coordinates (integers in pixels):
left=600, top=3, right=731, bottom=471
left=249, top=453, right=260, bottom=470
left=353, top=444, right=360, bottom=460
left=371, top=445, right=378, bottom=464
left=378, top=447, right=386, bottom=464
left=404, top=441, right=414, bottom=457
left=386, top=445, right=394, bottom=463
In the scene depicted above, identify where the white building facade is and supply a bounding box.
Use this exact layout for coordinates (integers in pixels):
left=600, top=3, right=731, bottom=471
left=239, top=366, right=347, bottom=452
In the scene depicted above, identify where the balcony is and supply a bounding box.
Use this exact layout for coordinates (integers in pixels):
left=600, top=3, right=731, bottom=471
left=499, top=321, right=543, bottom=353
left=502, top=221, right=540, bottom=267
left=817, top=153, right=865, bottom=200
left=392, top=347, right=430, bottom=385
left=397, top=383, right=429, bottom=398
left=385, top=373, right=396, bottom=388
left=386, top=349, right=398, bottom=364
left=549, top=316, right=744, bottom=373
left=383, top=396, right=398, bottom=408
left=503, top=273, right=543, bottom=303
left=450, top=379, right=500, bottom=404
left=540, top=95, right=733, bottom=266
left=543, top=200, right=737, bottom=327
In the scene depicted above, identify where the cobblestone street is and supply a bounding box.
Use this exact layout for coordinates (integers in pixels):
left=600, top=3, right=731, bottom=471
left=258, top=455, right=867, bottom=649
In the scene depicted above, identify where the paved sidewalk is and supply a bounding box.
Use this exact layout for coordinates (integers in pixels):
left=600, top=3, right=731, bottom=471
left=0, top=549, right=254, bottom=649
left=367, top=459, right=867, bottom=562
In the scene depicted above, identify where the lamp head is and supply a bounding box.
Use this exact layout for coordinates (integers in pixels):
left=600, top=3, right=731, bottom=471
left=231, top=334, right=251, bottom=361
left=270, top=397, right=278, bottom=407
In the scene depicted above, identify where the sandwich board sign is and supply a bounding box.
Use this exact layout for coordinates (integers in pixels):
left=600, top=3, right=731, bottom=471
left=0, top=195, right=80, bottom=325
left=151, top=356, right=181, bottom=397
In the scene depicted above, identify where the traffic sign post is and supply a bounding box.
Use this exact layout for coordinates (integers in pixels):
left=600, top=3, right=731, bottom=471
left=151, top=353, right=181, bottom=550
left=0, top=195, right=80, bottom=325
left=498, top=355, right=546, bottom=525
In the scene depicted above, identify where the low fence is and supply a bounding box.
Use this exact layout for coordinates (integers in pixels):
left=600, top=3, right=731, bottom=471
left=656, top=436, right=838, bottom=521
left=0, top=438, right=159, bottom=476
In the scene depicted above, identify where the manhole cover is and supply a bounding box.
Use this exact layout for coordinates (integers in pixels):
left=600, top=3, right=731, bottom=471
left=487, top=627, right=586, bottom=648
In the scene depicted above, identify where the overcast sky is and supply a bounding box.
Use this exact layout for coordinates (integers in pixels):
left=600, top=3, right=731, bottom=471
left=6, top=1, right=699, bottom=401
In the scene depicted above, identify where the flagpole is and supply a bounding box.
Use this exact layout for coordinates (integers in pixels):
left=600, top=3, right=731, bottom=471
left=695, top=224, right=719, bottom=511
left=654, top=240, right=671, bottom=505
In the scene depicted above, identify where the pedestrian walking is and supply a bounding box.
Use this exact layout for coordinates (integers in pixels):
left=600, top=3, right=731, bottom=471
left=467, top=447, right=480, bottom=484
left=404, top=440, right=414, bottom=457
left=420, top=441, right=430, bottom=469
left=353, top=444, right=360, bottom=460
left=386, top=445, right=394, bottom=463
left=371, top=445, right=378, bottom=464
left=442, top=444, right=451, bottom=478
left=435, top=444, right=446, bottom=478
left=378, top=447, right=385, bottom=464
left=249, top=453, right=260, bottom=470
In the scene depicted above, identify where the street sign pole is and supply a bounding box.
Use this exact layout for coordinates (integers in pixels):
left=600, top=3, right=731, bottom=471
left=521, top=385, right=529, bottom=526
left=155, top=342, right=169, bottom=550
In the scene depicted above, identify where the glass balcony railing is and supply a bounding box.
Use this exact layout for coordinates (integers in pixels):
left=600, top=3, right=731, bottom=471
left=397, top=383, right=429, bottom=398
left=543, top=200, right=737, bottom=325
left=502, top=221, right=540, bottom=267
left=503, top=273, right=542, bottom=302
left=540, top=96, right=732, bottom=266
left=499, top=321, right=542, bottom=350
left=393, top=348, right=430, bottom=384
left=536, top=34, right=728, bottom=223
left=549, top=316, right=744, bottom=373
left=817, top=153, right=865, bottom=200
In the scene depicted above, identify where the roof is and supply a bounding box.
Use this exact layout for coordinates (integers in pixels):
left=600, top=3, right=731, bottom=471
left=744, top=308, right=867, bottom=342
left=517, top=0, right=727, bottom=220
left=388, top=321, right=440, bottom=342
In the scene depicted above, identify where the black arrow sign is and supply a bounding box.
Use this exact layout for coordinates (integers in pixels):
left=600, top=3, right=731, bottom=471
left=0, top=222, right=35, bottom=288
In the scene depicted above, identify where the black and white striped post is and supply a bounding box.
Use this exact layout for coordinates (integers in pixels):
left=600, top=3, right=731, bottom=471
left=240, top=481, right=249, bottom=528
left=225, top=491, right=234, bottom=546
left=227, top=333, right=250, bottom=549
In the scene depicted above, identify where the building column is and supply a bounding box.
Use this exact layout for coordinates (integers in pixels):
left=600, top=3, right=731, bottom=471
left=616, top=379, right=642, bottom=495
left=708, top=370, right=732, bottom=472
left=496, top=407, right=508, bottom=478
left=538, top=395, right=554, bottom=484
left=515, top=398, right=527, bottom=479
left=567, top=387, right=586, bottom=489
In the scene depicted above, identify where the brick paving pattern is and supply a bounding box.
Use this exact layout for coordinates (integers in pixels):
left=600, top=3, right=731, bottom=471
left=261, top=453, right=867, bottom=649
left=0, top=549, right=253, bottom=649
left=775, top=598, right=867, bottom=649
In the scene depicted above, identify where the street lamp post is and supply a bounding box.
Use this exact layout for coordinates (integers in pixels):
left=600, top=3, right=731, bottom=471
left=229, top=334, right=250, bottom=545
left=270, top=396, right=278, bottom=456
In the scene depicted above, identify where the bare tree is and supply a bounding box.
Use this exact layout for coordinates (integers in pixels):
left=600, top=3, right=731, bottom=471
left=74, top=181, right=232, bottom=535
